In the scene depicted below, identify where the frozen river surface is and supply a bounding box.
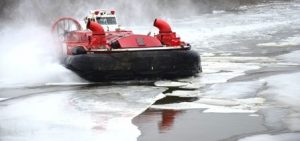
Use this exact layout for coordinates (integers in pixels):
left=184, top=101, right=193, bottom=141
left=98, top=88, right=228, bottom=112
left=1, top=1, right=300, bottom=141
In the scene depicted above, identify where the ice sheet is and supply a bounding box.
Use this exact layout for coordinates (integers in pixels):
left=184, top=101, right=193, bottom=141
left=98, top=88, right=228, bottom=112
left=0, top=98, right=8, bottom=101
left=151, top=97, right=265, bottom=114
left=45, top=82, right=91, bottom=86
left=278, top=50, right=300, bottom=64
left=257, top=36, right=300, bottom=47
left=205, top=81, right=266, bottom=99
left=239, top=133, right=300, bottom=141
left=260, top=72, right=300, bottom=131
left=165, top=90, right=201, bottom=97
left=154, top=81, right=190, bottom=87
left=0, top=86, right=166, bottom=141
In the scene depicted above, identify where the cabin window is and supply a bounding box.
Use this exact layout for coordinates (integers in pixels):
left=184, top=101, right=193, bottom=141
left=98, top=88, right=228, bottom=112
left=96, top=17, right=117, bottom=25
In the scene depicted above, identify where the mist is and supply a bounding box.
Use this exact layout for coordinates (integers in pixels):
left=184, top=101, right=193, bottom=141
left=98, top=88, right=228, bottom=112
left=0, top=0, right=289, bottom=26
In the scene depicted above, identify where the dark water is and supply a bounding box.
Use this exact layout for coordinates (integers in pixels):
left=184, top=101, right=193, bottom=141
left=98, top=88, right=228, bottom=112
left=1, top=0, right=300, bottom=141
left=134, top=109, right=267, bottom=141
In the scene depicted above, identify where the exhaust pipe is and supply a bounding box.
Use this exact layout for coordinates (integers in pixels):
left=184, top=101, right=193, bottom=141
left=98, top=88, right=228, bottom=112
left=153, top=18, right=182, bottom=46
left=87, top=20, right=105, bottom=35
left=87, top=21, right=107, bottom=48
left=153, top=18, right=172, bottom=33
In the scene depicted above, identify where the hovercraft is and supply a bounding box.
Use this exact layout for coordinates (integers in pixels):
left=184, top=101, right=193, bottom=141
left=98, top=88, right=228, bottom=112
left=52, top=9, right=201, bottom=81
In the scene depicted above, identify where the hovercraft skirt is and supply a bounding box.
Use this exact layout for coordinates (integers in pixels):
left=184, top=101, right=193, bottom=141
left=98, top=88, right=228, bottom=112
left=65, top=49, right=201, bottom=81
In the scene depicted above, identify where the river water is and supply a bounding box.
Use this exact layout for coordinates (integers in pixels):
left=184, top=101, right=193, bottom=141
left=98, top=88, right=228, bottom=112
left=1, top=0, right=300, bottom=141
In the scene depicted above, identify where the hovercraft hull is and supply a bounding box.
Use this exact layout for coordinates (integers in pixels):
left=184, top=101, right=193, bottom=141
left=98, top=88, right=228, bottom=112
left=64, top=49, right=201, bottom=82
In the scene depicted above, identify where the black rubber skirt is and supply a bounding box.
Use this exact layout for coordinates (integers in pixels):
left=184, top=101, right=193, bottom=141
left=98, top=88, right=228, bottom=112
left=64, top=49, right=201, bottom=81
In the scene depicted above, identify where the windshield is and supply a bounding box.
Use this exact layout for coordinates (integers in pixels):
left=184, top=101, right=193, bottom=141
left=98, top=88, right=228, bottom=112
left=96, top=17, right=117, bottom=25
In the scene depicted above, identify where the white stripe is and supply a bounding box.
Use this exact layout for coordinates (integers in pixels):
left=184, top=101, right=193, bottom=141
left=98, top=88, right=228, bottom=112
left=89, top=46, right=190, bottom=52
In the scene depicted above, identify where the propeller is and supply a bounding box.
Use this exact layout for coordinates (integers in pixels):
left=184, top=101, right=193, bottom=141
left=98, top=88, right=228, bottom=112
left=52, top=17, right=82, bottom=41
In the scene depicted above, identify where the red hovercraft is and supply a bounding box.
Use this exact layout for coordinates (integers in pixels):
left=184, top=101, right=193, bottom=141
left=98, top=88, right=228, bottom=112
left=52, top=9, right=201, bottom=81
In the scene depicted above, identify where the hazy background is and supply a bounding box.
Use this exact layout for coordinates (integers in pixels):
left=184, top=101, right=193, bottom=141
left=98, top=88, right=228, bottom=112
left=0, top=0, right=292, bottom=27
